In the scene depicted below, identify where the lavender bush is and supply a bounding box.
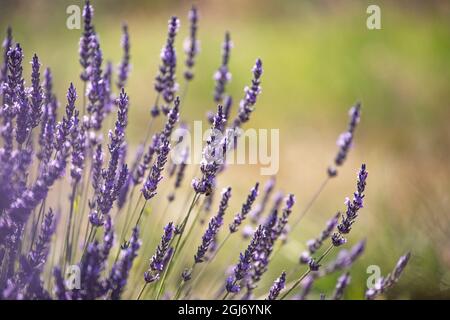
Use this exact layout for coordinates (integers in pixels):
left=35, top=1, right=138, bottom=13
left=0, top=1, right=409, bottom=300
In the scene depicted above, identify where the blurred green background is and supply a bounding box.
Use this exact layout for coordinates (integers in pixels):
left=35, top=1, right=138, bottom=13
left=1, top=0, right=449, bottom=299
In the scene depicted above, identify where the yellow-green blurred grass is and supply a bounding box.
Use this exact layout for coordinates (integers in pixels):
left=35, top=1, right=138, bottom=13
left=2, top=0, right=450, bottom=298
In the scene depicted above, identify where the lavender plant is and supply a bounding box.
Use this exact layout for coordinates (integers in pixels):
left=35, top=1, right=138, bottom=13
left=0, top=1, right=410, bottom=301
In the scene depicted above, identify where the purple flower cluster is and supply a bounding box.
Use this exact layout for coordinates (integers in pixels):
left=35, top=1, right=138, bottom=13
left=365, top=252, right=410, bottom=300
left=0, top=1, right=410, bottom=301
left=184, top=6, right=199, bottom=81
left=233, top=59, right=263, bottom=128
left=225, top=225, right=265, bottom=293
left=145, top=222, right=175, bottom=283
left=267, top=271, right=286, bottom=300
left=229, top=183, right=259, bottom=233
left=213, top=32, right=232, bottom=103
left=154, top=16, right=180, bottom=113
left=328, top=102, right=361, bottom=177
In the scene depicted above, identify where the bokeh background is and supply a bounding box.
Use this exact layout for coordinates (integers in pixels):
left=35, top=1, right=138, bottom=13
left=1, top=0, right=449, bottom=299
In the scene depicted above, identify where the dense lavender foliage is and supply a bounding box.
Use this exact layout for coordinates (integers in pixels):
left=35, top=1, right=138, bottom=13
left=0, top=1, right=409, bottom=301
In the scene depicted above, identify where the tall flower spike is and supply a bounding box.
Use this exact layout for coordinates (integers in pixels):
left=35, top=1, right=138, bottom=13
left=229, top=182, right=259, bottom=233
left=267, top=271, right=286, bottom=300
left=9, top=44, right=30, bottom=145
left=154, top=16, right=180, bottom=109
left=29, top=54, right=43, bottom=129
left=213, top=32, right=232, bottom=103
left=133, top=133, right=160, bottom=185
left=250, top=177, right=276, bottom=223
left=144, top=222, right=175, bottom=283
left=79, top=0, right=94, bottom=81
left=192, top=105, right=227, bottom=195
left=333, top=272, right=351, bottom=300
left=233, top=58, right=263, bottom=128
left=87, top=34, right=105, bottom=130
left=108, top=227, right=141, bottom=300
left=328, top=102, right=361, bottom=177
left=117, top=23, right=130, bottom=89
left=184, top=6, right=199, bottom=81
left=70, top=110, right=86, bottom=183
left=142, top=138, right=170, bottom=201
left=335, top=164, right=368, bottom=239
left=225, top=225, right=265, bottom=293
left=194, top=215, right=220, bottom=264
left=365, top=252, right=410, bottom=300
left=1, top=26, right=13, bottom=85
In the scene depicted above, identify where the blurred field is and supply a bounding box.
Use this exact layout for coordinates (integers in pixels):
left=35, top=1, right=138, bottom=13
left=1, top=0, right=449, bottom=299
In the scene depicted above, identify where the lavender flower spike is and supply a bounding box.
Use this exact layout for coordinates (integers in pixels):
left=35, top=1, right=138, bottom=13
left=335, top=164, right=368, bottom=236
left=142, top=138, right=170, bottom=201
left=1, top=26, right=13, bottom=85
left=213, top=32, right=232, bottom=103
left=229, top=182, right=259, bottom=233
left=29, top=54, right=43, bottom=129
left=365, top=252, right=410, bottom=300
left=192, top=105, right=227, bottom=195
left=233, top=58, right=263, bottom=128
left=267, top=271, right=286, bottom=300
left=184, top=6, right=199, bottom=81
left=333, top=272, right=351, bottom=300
left=117, top=23, right=130, bottom=89
left=108, top=227, right=141, bottom=300
left=144, top=222, right=175, bottom=283
left=328, top=102, right=361, bottom=177
left=79, top=0, right=94, bottom=81
left=225, top=225, right=265, bottom=293
left=154, top=16, right=180, bottom=108
left=194, top=215, right=220, bottom=264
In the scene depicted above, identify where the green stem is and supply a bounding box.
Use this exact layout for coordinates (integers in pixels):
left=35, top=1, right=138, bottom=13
left=155, top=193, right=200, bottom=300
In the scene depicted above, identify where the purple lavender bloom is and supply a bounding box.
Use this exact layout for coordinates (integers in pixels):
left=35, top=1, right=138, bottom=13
left=29, top=54, right=43, bottom=129
left=266, top=271, right=286, bottom=300
left=229, top=183, right=259, bottom=233
left=272, top=194, right=295, bottom=239
left=328, top=102, right=361, bottom=176
left=8, top=44, right=30, bottom=145
left=365, top=252, right=410, bottom=300
left=154, top=16, right=180, bottom=107
left=213, top=32, right=232, bottom=103
left=184, top=6, right=199, bottom=81
left=52, top=267, right=67, bottom=300
left=117, top=23, right=130, bottom=89
left=1, top=26, right=13, bottom=85
left=79, top=0, right=94, bottom=81
left=37, top=68, right=57, bottom=162
left=225, top=225, right=264, bottom=293
left=174, top=146, right=189, bottom=189
left=108, top=227, right=141, bottom=300
left=250, top=177, right=276, bottom=223
left=333, top=272, right=351, bottom=300
left=96, top=89, right=128, bottom=215
left=162, top=96, right=180, bottom=140
left=194, top=216, right=220, bottom=263
left=87, top=34, right=105, bottom=130
left=144, top=222, right=175, bottom=283
left=192, top=105, right=227, bottom=195
left=181, top=268, right=192, bottom=282
left=142, top=138, right=170, bottom=200
left=233, top=59, right=263, bottom=128
left=70, top=111, right=86, bottom=183
left=336, top=164, right=368, bottom=237
left=225, top=276, right=240, bottom=293
left=133, top=133, right=159, bottom=185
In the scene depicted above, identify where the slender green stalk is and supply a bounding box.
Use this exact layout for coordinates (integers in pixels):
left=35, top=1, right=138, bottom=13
left=136, top=283, right=148, bottom=300
left=155, top=193, right=200, bottom=300
left=64, top=182, right=78, bottom=265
